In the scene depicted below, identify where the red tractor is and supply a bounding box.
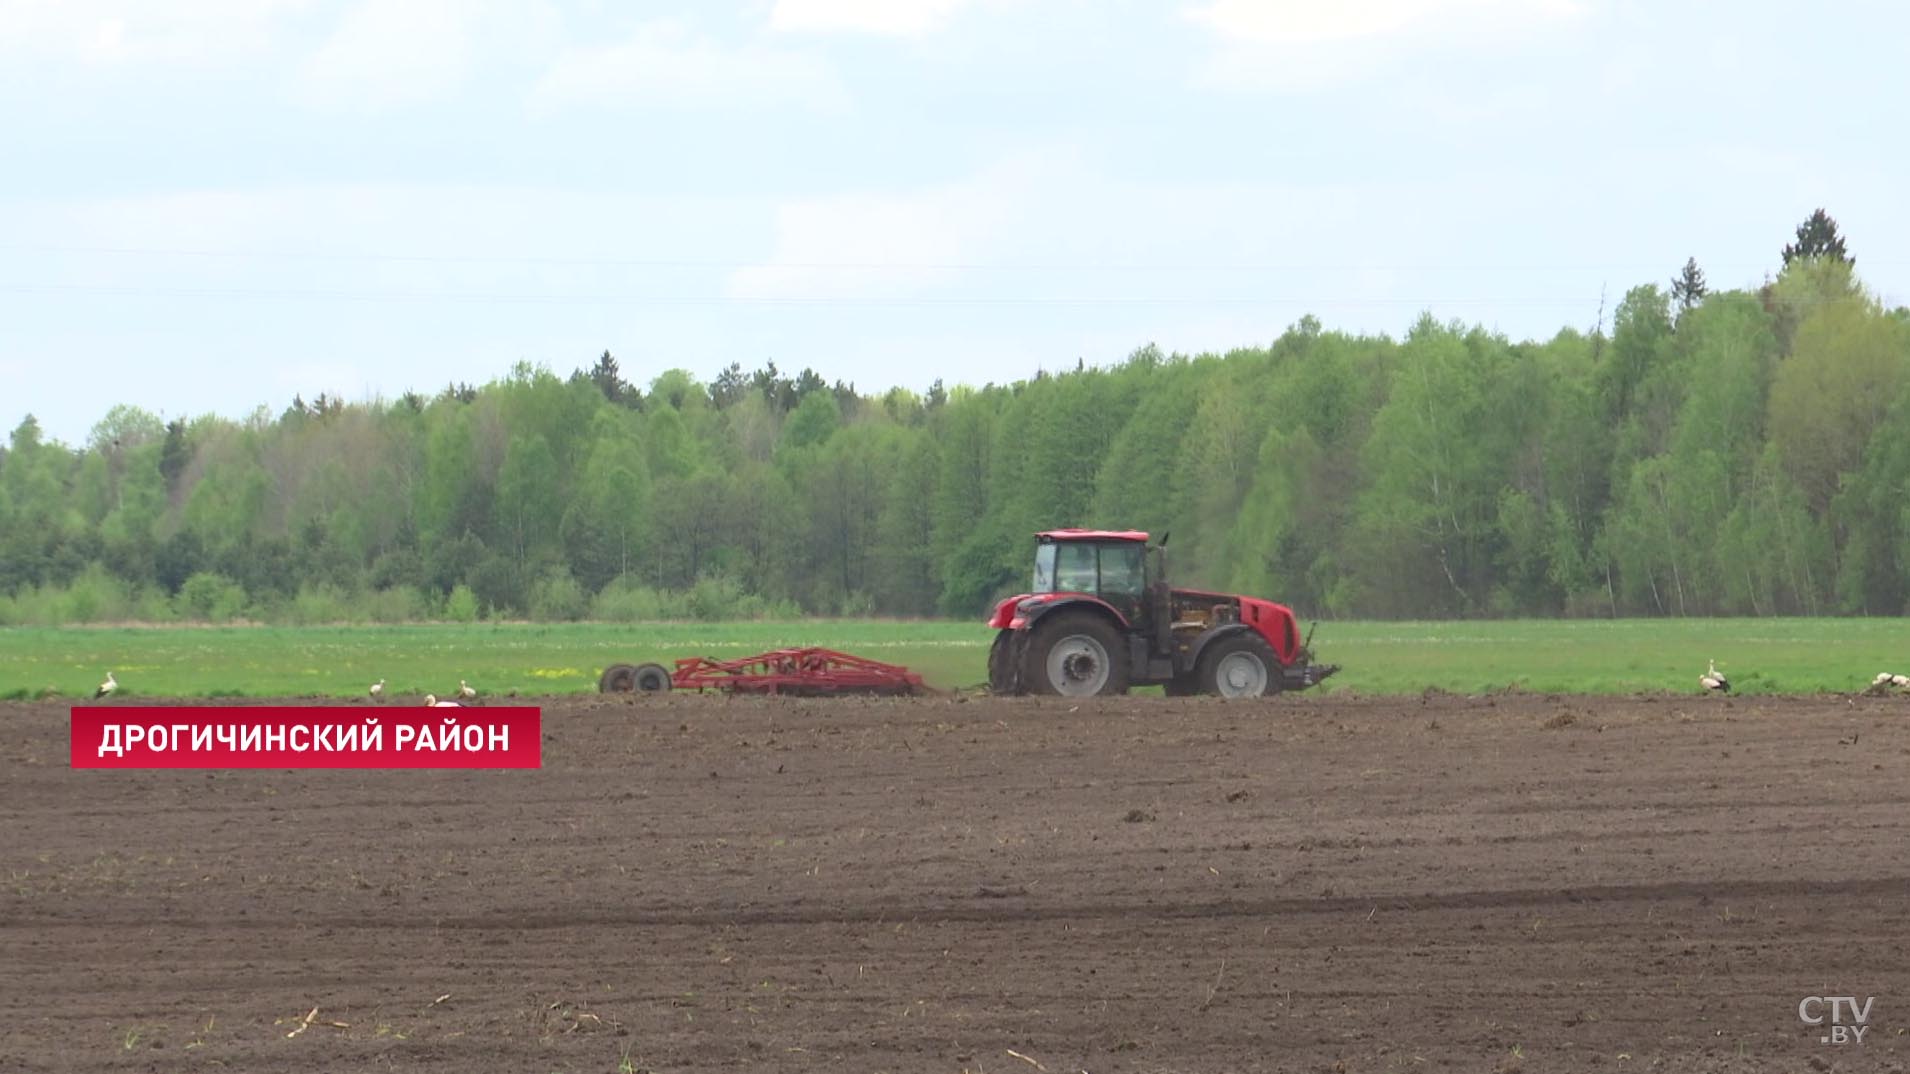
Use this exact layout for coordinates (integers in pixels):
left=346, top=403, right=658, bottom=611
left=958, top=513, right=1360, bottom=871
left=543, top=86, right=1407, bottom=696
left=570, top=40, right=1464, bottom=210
left=986, top=529, right=1339, bottom=698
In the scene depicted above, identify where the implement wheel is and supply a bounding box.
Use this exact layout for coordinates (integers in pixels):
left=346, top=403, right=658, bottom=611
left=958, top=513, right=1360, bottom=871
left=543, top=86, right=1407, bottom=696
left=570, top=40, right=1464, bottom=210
left=600, top=663, right=674, bottom=693
left=1022, top=612, right=1129, bottom=697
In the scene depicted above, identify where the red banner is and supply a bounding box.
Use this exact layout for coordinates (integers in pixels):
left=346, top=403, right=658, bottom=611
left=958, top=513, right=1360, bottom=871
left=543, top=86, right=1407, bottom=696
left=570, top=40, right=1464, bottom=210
left=70, top=706, right=542, bottom=769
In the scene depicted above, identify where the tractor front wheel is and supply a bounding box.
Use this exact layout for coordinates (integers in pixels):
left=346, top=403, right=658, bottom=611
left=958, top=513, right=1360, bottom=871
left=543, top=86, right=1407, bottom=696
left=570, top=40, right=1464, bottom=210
left=1023, top=613, right=1129, bottom=697
left=1199, top=634, right=1280, bottom=699
left=988, top=630, right=1020, bottom=694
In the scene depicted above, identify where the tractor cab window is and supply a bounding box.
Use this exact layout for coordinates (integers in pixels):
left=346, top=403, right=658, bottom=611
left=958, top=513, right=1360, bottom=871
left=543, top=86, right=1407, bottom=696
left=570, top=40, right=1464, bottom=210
left=1099, top=543, right=1144, bottom=600
left=1033, top=543, right=1057, bottom=592
left=1033, top=539, right=1145, bottom=602
left=1055, top=542, right=1098, bottom=593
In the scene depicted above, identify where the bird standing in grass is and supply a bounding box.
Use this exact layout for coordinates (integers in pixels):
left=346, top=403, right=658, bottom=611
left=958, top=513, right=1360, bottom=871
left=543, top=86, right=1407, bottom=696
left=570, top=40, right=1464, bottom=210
left=94, top=671, right=117, bottom=699
left=1700, top=660, right=1729, bottom=693
left=369, top=679, right=385, bottom=701
left=458, top=679, right=477, bottom=700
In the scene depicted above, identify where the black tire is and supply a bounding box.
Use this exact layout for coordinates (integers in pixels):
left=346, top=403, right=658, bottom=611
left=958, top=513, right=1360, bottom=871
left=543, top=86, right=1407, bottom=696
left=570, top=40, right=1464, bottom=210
left=1022, top=612, right=1129, bottom=697
left=600, top=663, right=673, bottom=693
left=599, top=663, right=639, bottom=693
left=1198, top=633, right=1280, bottom=699
left=633, top=663, right=673, bottom=692
left=988, top=630, right=1020, bottom=695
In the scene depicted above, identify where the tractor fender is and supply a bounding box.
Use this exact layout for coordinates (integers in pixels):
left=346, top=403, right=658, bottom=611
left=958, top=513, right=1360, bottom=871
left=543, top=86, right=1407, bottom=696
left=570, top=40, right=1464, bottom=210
left=1186, top=623, right=1274, bottom=674
left=993, top=592, right=1131, bottom=632
left=987, top=593, right=1030, bottom=629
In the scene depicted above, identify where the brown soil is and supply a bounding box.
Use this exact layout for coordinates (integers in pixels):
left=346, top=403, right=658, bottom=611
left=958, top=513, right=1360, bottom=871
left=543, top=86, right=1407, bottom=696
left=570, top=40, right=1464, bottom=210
left=3, top=692, right=1908, bottom=1073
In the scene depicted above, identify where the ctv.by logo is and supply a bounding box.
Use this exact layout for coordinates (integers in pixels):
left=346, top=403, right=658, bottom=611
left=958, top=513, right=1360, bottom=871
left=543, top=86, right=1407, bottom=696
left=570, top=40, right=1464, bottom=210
left=1799, top=996, right=1874, bottom=1044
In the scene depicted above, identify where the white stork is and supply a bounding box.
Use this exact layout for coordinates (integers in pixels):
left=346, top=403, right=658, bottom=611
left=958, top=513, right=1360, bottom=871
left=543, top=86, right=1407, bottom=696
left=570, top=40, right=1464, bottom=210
left=1700, top=660, right=1729, bottom=693
left=1875, top=673, right=1894, bottom=686
left=458, top=679, right=477, bottom=700
left=369, top=679, right=385, bottom=701
left=94, top=671, right=117, bottom=699
left=1893, top=674, right=1910, bottom=689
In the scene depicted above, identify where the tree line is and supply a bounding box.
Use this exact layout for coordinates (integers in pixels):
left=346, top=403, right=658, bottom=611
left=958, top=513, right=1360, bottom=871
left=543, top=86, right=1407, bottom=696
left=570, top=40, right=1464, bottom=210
left=3, top=210, right=1907, bottom=624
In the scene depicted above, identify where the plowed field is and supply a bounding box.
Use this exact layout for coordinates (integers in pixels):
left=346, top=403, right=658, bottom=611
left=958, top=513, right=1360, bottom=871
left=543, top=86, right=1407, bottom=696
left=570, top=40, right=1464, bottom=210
left=3, top=692, right=1906, bottom=1072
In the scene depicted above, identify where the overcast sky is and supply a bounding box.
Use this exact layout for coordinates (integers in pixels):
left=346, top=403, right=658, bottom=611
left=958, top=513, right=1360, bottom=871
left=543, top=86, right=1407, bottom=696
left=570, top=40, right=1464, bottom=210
left=3, top=0, right=1904, bottom=446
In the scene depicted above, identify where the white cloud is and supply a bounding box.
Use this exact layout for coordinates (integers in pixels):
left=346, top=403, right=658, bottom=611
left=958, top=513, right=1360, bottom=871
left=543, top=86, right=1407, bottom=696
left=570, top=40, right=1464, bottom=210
left=531, top=19, right=847, bottom=112
left=0, top=0, right=310, bottom=64
left=727, top=155, right=1046, bottom=300
left=10, top=183, right=764, bottom=274
left=1187, top=0, right=1582, bottom=44
left=296, top=0, right=561, bottom=112
left=726, top=150, right=1370, bottom=301
left=767, top=0, right=976, bottom=36
left=275, top=359, right=364, bottom=393
left=1185, top=0, right=1586, bottom=90
left=1, top=183, right=772, bottom=340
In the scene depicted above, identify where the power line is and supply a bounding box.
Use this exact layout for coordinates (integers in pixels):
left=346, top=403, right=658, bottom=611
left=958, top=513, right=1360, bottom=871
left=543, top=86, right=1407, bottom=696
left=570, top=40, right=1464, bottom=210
left=0, top=244, right=1839, bottom=273
left=0, top=281, right=1616, bottom=307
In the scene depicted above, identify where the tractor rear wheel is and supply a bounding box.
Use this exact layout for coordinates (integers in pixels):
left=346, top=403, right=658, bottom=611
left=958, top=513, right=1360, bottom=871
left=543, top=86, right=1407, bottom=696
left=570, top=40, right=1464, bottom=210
left=1023, top=613, right=1128, bottom=697
left=1198, top=634, right=1280, bottom=699
left=988, top=630, right=1019, bottom=694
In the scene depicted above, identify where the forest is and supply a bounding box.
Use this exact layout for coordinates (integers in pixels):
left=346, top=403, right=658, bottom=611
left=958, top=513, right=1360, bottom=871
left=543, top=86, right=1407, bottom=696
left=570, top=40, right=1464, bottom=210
left=2, top=212, right=1907, bottom=625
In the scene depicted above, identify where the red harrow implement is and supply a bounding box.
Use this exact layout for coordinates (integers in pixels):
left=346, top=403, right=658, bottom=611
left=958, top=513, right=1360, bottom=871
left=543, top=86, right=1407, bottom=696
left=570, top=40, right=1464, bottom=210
left=598, top=647, right=927, bottom=697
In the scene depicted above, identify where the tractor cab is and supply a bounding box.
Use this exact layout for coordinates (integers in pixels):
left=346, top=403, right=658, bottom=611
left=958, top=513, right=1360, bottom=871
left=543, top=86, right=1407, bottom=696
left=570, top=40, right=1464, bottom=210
left=1030, top=529, right=1152, bottom=624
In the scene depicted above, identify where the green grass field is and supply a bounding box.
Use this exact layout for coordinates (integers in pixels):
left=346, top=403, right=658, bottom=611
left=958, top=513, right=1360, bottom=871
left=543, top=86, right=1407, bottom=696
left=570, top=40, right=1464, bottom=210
left=3, top=618, right=1908, bottom=700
